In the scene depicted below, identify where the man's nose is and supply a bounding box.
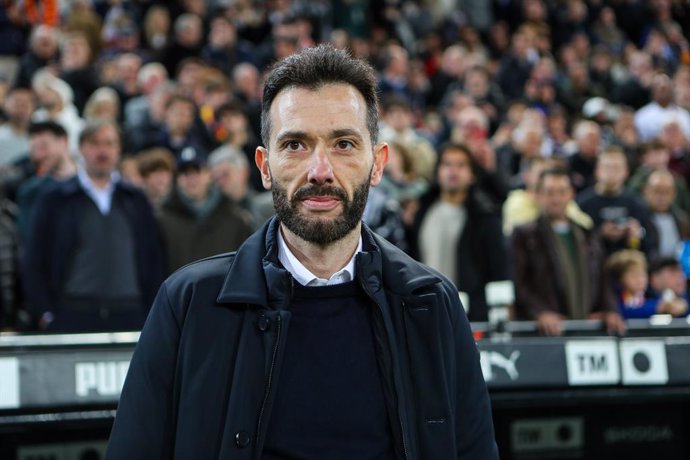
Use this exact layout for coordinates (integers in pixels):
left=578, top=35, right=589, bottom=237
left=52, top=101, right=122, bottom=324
left=307, top=146, right=334, bottom=184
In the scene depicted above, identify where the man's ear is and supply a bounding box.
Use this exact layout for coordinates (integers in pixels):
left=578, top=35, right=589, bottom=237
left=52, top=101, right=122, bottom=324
left=370, top=143, right=389, bottom=187
left=255, top=146, right=272, bottom=190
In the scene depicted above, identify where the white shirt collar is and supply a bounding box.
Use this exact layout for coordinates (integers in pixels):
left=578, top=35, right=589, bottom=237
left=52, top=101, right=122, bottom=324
left=277, top=227, right=362, bottom=287
left=77, top=167, right=120, bottom=215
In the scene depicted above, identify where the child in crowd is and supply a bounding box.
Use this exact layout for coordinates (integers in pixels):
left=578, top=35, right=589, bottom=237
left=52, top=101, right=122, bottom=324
left=606, top=250, right=687, bottom=318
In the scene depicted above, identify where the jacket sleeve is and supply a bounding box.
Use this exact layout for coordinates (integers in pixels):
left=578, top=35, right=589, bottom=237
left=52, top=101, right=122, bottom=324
left=134, top=193, right=165, bottom=307
left=484, top=213, right=509, bottom=282
left=21, top=190, right=57, bottom=318
left=447, top=282, right=499, bottom=459
left=106, top=282, right=180, bottom=459
left=590, top=232, right=617, bottom=314
left=510, top=227, right=552, bottom=319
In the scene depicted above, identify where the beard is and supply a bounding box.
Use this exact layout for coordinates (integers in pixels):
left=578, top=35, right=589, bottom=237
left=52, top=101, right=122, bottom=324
left=272, top=174, right=371, bottom=246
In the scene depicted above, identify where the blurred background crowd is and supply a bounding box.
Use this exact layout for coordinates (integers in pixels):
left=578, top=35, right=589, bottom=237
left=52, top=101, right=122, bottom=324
left=1, top=0, right=689, bottom=333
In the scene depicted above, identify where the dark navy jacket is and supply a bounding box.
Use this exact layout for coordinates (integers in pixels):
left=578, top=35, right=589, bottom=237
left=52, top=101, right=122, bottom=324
left=22, top=176, right=165, bottom=321
left=106, top=218, right=498, bottom=459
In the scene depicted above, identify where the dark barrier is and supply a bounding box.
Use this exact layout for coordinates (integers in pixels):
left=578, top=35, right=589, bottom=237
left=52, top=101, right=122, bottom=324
left=1, top=319, right=689, bottom=459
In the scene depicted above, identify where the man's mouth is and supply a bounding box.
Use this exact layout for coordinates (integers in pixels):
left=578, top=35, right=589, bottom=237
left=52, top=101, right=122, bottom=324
left=301, top=195, right=341, bottom=210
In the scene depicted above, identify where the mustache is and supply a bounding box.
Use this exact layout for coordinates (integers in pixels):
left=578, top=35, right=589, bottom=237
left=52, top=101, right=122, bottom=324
left=292, top=184, right=348, bottom=202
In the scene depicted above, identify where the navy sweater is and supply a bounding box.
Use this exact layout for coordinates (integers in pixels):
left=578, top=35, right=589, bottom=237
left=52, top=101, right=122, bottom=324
left=262, top=280, right=395, bottom=459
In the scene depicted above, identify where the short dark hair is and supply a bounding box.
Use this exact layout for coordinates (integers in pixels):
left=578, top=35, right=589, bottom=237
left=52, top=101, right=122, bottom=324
left=436, top=142, right=479, bottom=177
left=79, top=120, right=121, bottom=146
left=215, top=100, right=247, bottom=119
left=640, top=140, right=668, bottom=155
left=136, top=147, right=175, bottom=177
left=165, top=93, right=196, bottom=111
left=649, top=256, right=682, bottom=274
left=28, top=120, right=67, bottom=138
left=536, top=166, right=571, bottom=191
left=261, top=44, right=379, bottom=147
left=382, top=94, right=412, bottom=114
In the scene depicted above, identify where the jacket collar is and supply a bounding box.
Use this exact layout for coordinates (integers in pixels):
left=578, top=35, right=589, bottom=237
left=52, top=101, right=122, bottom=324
left=216, top=217, right=442, bottom=308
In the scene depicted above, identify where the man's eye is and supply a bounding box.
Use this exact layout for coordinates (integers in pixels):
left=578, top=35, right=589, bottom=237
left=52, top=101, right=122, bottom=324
left=336, top=140, right=354, bottom=150
left=285, top=141, right=303, bottom=151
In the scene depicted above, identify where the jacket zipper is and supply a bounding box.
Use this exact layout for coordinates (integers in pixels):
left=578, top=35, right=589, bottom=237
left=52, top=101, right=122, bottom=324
left=254, top=314, right=282, bottom=455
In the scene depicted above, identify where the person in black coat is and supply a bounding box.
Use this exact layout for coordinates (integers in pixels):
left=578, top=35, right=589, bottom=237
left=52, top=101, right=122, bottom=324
left=107, top=44, right=497, bottom=460
left=408, top=142, right=508, bottom=322
left=22, top=120, right=164, bottom=332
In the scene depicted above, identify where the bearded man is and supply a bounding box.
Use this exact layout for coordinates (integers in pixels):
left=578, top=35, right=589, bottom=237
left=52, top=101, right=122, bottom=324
left=107, top=45, right=497, bottom=460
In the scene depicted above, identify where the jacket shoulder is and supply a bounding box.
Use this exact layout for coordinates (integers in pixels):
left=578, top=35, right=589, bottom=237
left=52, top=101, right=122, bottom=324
left=163, top=252, right=236, bottom=302
left=372, top=230, right=459, bottom=301
left=512, top=219, right=540, bottom=237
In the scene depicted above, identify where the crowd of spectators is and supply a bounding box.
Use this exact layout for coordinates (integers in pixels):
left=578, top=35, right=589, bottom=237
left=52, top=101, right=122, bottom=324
left=0, top=0, right=690, bottom=333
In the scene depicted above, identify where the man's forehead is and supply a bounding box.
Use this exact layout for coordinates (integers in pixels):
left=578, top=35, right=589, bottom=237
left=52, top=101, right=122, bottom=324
left=542, top=176, right=571, bottom=188
left=272, top=83, right=366, bottom=110
left=269, top=84, right=368, bottom=134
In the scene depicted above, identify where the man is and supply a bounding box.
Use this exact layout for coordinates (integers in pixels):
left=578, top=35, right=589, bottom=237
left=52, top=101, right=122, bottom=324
left=502, top=156, right=592, bottom=236
left=1, top=119, right=75, bottom=204
left=642, top=169, right=690, bottom=259
left=409, top=143, right=508, bottom=322
left=577, top=146, right=657, bottom=258
left=135, top=147, right=175, bottom=210
left=568, top=120, right=602, bottom=195
left=379, top=95, right=437, bottom=182
left=123, top=62, right=169, bottom=130
left=214, top=100, right=263, bottom=191
left=452, top=105, right=510, bottom=206
left=512, top=167, right=625, bottom=336
left=0, top=86, right=35, bottom=166
left=22, top=120, right=164, bottom=332
left=107, top=45, right=497, bottom=459
left=208, top=145, right=274, bottom=230
left=628, top=141, right=690, bottom=215
left=634, top=73, right=690, bottom=142
left=158, top=147, right=253, bottom=275
left=15, top=25, right=59, bottom=88
left=157, top=93, right=209, bottom=161
left=160, top=13, right=204, bottom=77
left=496, top=117, right=545, bottom=189
left=16, top=121, right=76, bottom=241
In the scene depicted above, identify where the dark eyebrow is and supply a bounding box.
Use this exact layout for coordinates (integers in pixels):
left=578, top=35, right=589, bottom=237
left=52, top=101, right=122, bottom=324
left=275, top=130, right=310, bottom=145
left=275, top=128, right=365, bottom=145
left=331, top=129, right=364, bottom=142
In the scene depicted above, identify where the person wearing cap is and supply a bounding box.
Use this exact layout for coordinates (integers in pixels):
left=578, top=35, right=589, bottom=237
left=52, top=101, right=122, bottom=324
left=22, top=120, right=164, bottom=332
left=157, top=146, right=253, bottom=275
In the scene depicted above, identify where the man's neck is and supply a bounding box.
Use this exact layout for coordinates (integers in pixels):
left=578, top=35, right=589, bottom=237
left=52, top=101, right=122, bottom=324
left=280, top=223, right=361, bottom=280
left=440, top=189, right=467, bottom=206
left=88, top=172, right=112, bottom=189
left=548, top=215, right=569, bottom=225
